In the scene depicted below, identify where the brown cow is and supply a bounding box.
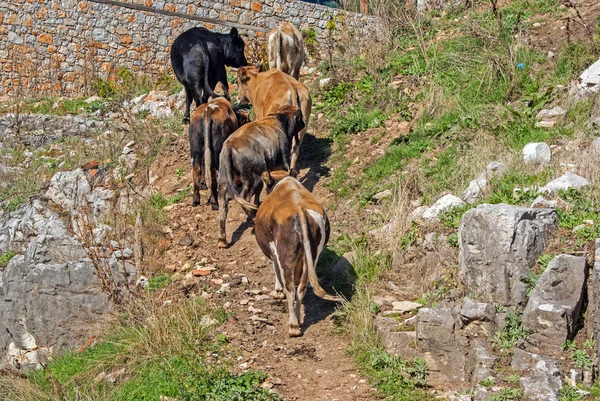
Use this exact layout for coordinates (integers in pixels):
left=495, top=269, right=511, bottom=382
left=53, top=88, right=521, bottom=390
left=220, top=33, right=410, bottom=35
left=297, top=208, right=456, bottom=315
left=237, top=66, right=311, bottom=172
left=267, top=22, right=304, bottom=80
left=254, top=171, right=342, bottom=337
left=217, top=105, right=305, bottom=248
left=188, top=97, right=243, bottom=209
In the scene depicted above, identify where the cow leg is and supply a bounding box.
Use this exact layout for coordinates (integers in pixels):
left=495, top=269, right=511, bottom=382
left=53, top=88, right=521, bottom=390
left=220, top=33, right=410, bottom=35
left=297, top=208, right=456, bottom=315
left=285, top=283, right=301, bottom=337
left=192, top=159, right=201, bottom=207
left=183, top=85, right=193, bottom=124
left=270, top=261, right=286, bottom=300
left=289, top=135, right=301, bottom=173
left=220, top=77, right=230, bottom=101
left=248, top=180, right=263, bottom=221
left=208, top=166, right=218, bottom=210
left=297, top=276, right=308, bottom=326
left=217, top=184, right=229, bottom=248
left=282, top=278, right=301, bottom=337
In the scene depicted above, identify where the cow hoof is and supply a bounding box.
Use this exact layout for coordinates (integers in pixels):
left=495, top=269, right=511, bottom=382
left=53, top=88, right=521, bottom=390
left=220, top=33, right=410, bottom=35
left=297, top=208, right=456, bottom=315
left=217, top=240, right=228, bottom=249
left=288, top=327, right=302, bottom=337
left=211, top=203, right=219, bottom=211
left=200, top=182, right=208, bottom=190
left=269, top=290, right=285, bottom=300
left=182, top=117, right=190, bottom=124
left=192, top=201, right=200, bottom=207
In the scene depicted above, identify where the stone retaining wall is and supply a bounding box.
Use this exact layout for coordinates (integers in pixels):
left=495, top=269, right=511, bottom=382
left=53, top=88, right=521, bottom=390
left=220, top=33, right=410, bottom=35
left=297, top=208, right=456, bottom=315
left=0, top=0, right=378, bottom=96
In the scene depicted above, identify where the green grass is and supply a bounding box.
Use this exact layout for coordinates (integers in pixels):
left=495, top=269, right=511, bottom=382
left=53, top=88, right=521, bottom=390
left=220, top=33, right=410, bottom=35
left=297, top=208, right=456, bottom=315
left=487, top=169, right=554, bottom=205
left=330, top=236, right=433, bottom=400
left=556, top=188, right=600, bottom=247
left=317, top=0, right=598, bottom=206
left=4, top=97, right=106, bottom=116
left=149, top=187, right=192, bottom=210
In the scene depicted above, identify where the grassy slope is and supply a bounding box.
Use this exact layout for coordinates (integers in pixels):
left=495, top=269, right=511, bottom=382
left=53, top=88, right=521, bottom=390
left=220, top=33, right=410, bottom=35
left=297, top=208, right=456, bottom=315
left=312, top=0, right=600, bottom=398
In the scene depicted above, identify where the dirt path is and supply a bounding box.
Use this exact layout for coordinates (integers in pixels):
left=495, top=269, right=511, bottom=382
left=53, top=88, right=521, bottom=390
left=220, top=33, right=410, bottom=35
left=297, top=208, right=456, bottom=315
left=148, top=132, right=378, bottom=401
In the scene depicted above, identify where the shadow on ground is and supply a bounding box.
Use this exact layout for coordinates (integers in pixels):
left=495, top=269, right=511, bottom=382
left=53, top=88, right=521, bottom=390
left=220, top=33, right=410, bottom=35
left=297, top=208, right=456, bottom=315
left=302, top=248, right=358, bottom=332
left=297, top=133, right=333, bottom=192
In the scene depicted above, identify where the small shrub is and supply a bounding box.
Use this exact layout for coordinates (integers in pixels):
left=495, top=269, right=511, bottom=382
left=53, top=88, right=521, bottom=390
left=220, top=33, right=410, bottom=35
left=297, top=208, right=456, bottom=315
left=302, top=28, right=320, bottom=58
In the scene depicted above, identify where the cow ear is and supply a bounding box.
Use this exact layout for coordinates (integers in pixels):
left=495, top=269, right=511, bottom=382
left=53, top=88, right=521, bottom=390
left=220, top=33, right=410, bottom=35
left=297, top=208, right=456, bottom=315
left=261, top=171, right=272, bottom=186
left=289, top=168, right=298, bottom=179
left=230, top=27, right=239, bottom=37
left=238, top=67, right=249, bottom=82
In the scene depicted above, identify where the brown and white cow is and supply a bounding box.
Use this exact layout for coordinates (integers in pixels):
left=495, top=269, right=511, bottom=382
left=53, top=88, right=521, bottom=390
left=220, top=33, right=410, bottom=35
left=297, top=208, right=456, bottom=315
left=254, top=171, right=342, bottom=337
left=217, top=105, right=305, bottom=248
left=237, top=66, right=311, bottom=172
left=267, top=22, right=304, bottom=80
left=188, top=97, right=245, bottom=209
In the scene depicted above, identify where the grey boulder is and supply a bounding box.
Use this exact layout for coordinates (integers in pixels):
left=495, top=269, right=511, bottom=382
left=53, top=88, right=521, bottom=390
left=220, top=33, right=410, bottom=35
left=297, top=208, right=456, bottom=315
left=459, top=204, right=557, bottom=305
left=523, top=254, right=586, bottom=354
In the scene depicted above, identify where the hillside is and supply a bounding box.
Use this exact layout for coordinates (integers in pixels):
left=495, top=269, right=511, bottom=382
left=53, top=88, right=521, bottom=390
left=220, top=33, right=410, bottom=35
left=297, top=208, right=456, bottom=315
left=1, top=0, right=600, bottom=400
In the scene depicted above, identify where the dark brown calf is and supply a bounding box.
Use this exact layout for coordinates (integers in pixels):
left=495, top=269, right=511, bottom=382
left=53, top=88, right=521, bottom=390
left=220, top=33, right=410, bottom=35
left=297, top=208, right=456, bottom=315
left=189, top=97, right=240, bottom=209
left=216, top=105, right=305, bottom=248
left=254, top=172, right=342, bottom=337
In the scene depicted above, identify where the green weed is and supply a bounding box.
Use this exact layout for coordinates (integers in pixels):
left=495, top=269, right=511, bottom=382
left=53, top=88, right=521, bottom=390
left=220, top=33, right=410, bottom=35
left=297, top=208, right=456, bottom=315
left=440, top=204, right=474, bottom=230
left=502, top=374, right=521, bottom=385
left=572, top=349, right=593, bottom=370
left=400, top=224, right=419, bottom=251
left=0, top=250, right=16, bottom=269
left=447, top=233, right=459, bottom=248
left=559, top=385, right=584, bottom=401
left=355, top=350, right=433, bottom=401
left=489, top=388, right=523, bottom=401
left=491, top=313, right=529, bottom=351
left=147, top=274, right=172, bottom=291
left=480, top=377, right=495, bottom=388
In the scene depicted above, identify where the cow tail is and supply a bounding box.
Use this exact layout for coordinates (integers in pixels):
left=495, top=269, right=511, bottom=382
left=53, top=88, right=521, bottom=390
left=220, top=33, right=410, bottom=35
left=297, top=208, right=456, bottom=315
left=277, top=26, right=284, bottom=71
left=221, top=146, right=259, bottom=211
left=199, top=41, right=218, bottom=99
left=203, top=110, right=213, bottom=188
left=298, top=211, right=342, bottom=302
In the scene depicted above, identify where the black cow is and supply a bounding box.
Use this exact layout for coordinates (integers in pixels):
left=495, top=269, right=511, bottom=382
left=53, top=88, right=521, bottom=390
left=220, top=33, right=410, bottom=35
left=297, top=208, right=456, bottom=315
left=170, top=27, right=247, bottom=123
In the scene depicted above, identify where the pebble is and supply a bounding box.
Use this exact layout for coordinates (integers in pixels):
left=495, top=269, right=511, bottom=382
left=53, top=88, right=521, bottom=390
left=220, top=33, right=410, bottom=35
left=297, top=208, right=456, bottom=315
left=179, top=236, right=194, bottom=246
left=248, top=306, right=262, bottom=314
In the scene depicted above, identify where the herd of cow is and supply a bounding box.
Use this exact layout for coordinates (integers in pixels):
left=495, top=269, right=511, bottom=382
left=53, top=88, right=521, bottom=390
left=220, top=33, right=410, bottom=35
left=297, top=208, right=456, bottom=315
left=169, top=21, right=342, bottom=337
